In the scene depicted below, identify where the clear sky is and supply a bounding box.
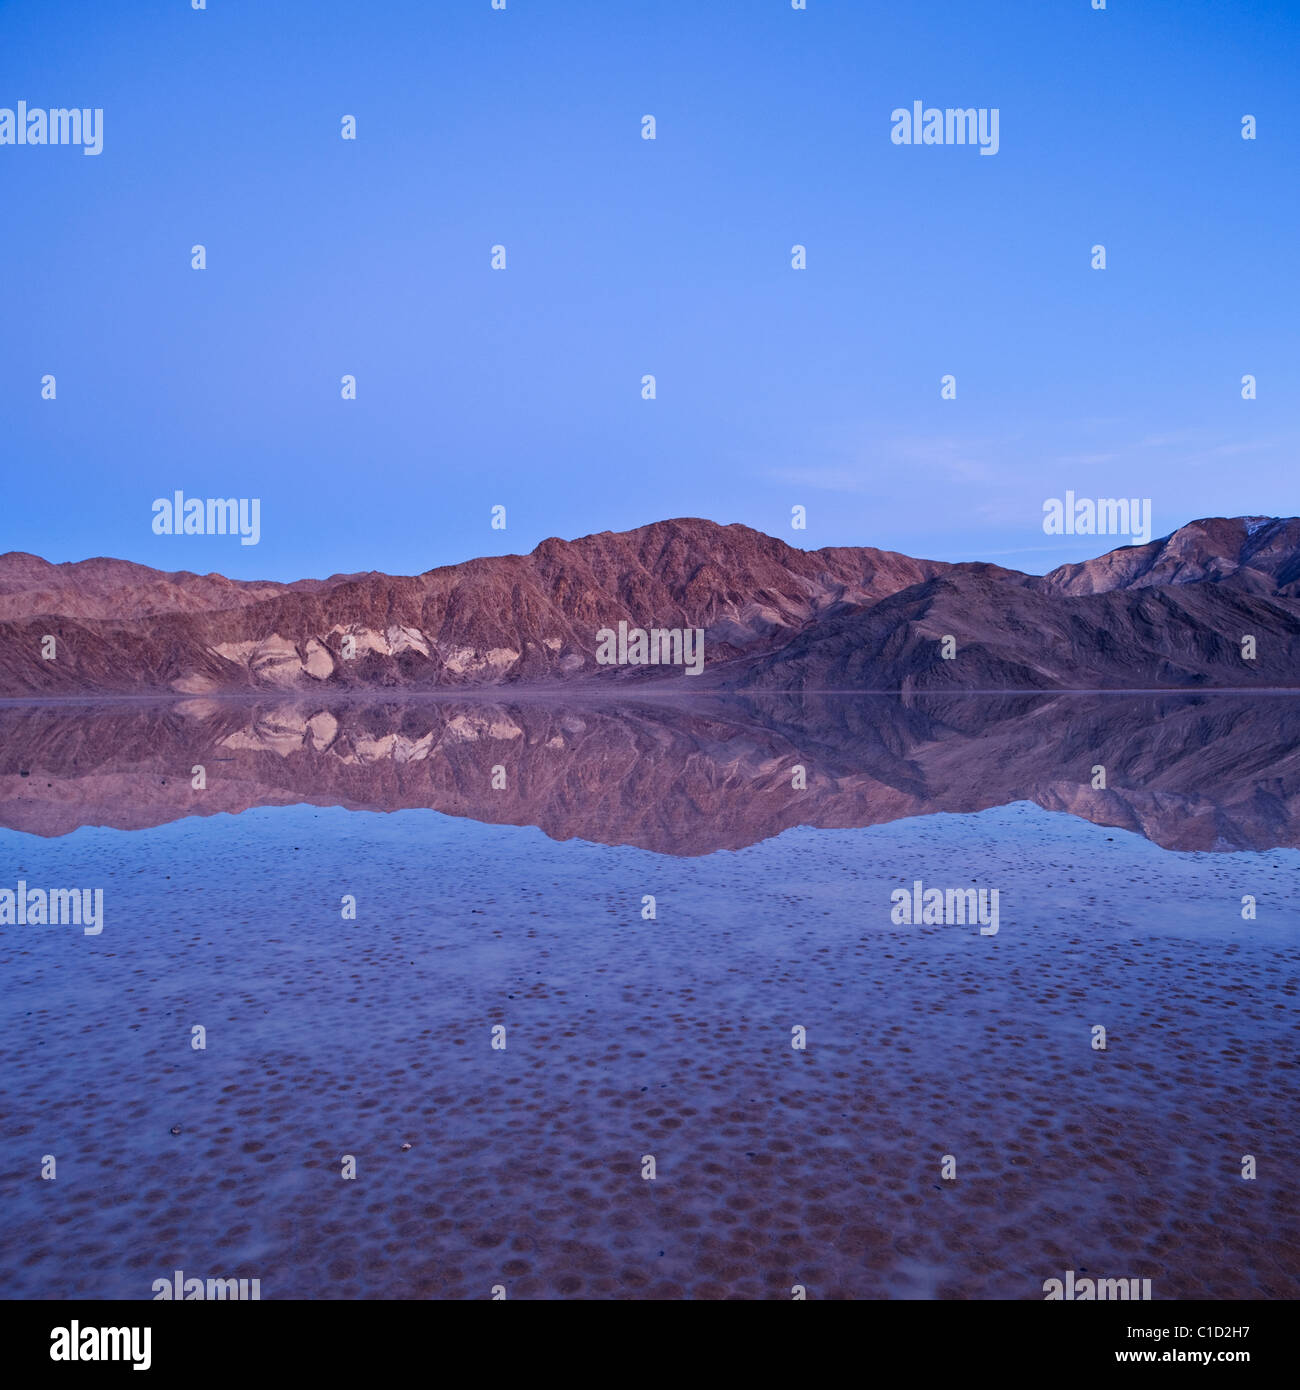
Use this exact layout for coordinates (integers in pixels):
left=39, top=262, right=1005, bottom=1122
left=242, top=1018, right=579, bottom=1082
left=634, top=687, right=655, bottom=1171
left=2, top=0, right=1296, bottom=580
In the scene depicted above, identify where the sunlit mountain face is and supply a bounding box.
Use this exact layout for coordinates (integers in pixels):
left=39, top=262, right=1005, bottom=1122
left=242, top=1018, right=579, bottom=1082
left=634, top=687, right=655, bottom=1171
left=3, top=516, right=1299, bottom=697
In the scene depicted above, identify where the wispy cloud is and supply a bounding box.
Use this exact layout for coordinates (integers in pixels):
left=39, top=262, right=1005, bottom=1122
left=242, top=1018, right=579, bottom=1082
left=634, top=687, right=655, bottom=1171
left=763, top=465, right=878, bottom=493
left=765, top=433, right=1013, bottom=492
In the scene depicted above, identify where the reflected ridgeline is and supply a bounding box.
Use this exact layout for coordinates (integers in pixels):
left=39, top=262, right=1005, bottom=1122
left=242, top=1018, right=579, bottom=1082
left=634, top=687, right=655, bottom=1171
left=1, top=693, right=1297, bottom=854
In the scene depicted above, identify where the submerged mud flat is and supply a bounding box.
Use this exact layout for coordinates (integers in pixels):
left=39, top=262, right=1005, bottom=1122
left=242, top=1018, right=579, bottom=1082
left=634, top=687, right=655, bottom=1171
left=1, top=798, right=1296, bottom=1300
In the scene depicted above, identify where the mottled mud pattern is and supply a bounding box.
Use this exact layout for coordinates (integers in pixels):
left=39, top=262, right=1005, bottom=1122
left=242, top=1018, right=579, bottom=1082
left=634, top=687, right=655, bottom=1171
left=2, top=802, right=1296, bottom=1299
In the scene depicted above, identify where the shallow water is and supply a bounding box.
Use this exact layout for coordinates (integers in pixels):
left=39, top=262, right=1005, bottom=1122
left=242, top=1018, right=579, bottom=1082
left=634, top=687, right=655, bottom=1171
left=1, top=694, right=1297, bottom=1299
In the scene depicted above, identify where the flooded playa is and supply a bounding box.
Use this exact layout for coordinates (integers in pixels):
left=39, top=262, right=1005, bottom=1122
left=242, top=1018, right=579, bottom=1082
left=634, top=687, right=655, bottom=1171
left=2, top=694, right=1296, bottom=1300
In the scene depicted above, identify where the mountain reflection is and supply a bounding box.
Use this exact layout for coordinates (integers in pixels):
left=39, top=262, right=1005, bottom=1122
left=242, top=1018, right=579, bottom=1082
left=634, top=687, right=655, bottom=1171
left=1, top=692, right=1297, bottom=854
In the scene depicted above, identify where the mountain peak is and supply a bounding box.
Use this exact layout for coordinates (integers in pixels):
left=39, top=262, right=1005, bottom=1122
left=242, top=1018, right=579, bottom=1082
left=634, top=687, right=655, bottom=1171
left=2, top=514, right=1297, bottom=695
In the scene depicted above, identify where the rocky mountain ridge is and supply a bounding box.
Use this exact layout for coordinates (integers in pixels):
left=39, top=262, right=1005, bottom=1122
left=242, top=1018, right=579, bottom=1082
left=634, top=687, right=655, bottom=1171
left=1, top=516, right=1297, bottom=695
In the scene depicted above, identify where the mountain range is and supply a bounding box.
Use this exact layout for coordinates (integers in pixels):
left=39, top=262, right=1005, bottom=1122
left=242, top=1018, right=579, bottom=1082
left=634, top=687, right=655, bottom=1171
left=1, top=515, right=1298, bottom=695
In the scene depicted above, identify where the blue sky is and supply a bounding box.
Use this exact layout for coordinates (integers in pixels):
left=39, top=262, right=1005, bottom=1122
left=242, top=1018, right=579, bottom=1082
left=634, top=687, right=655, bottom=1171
left=1, top=0, right=1296, bottom=580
